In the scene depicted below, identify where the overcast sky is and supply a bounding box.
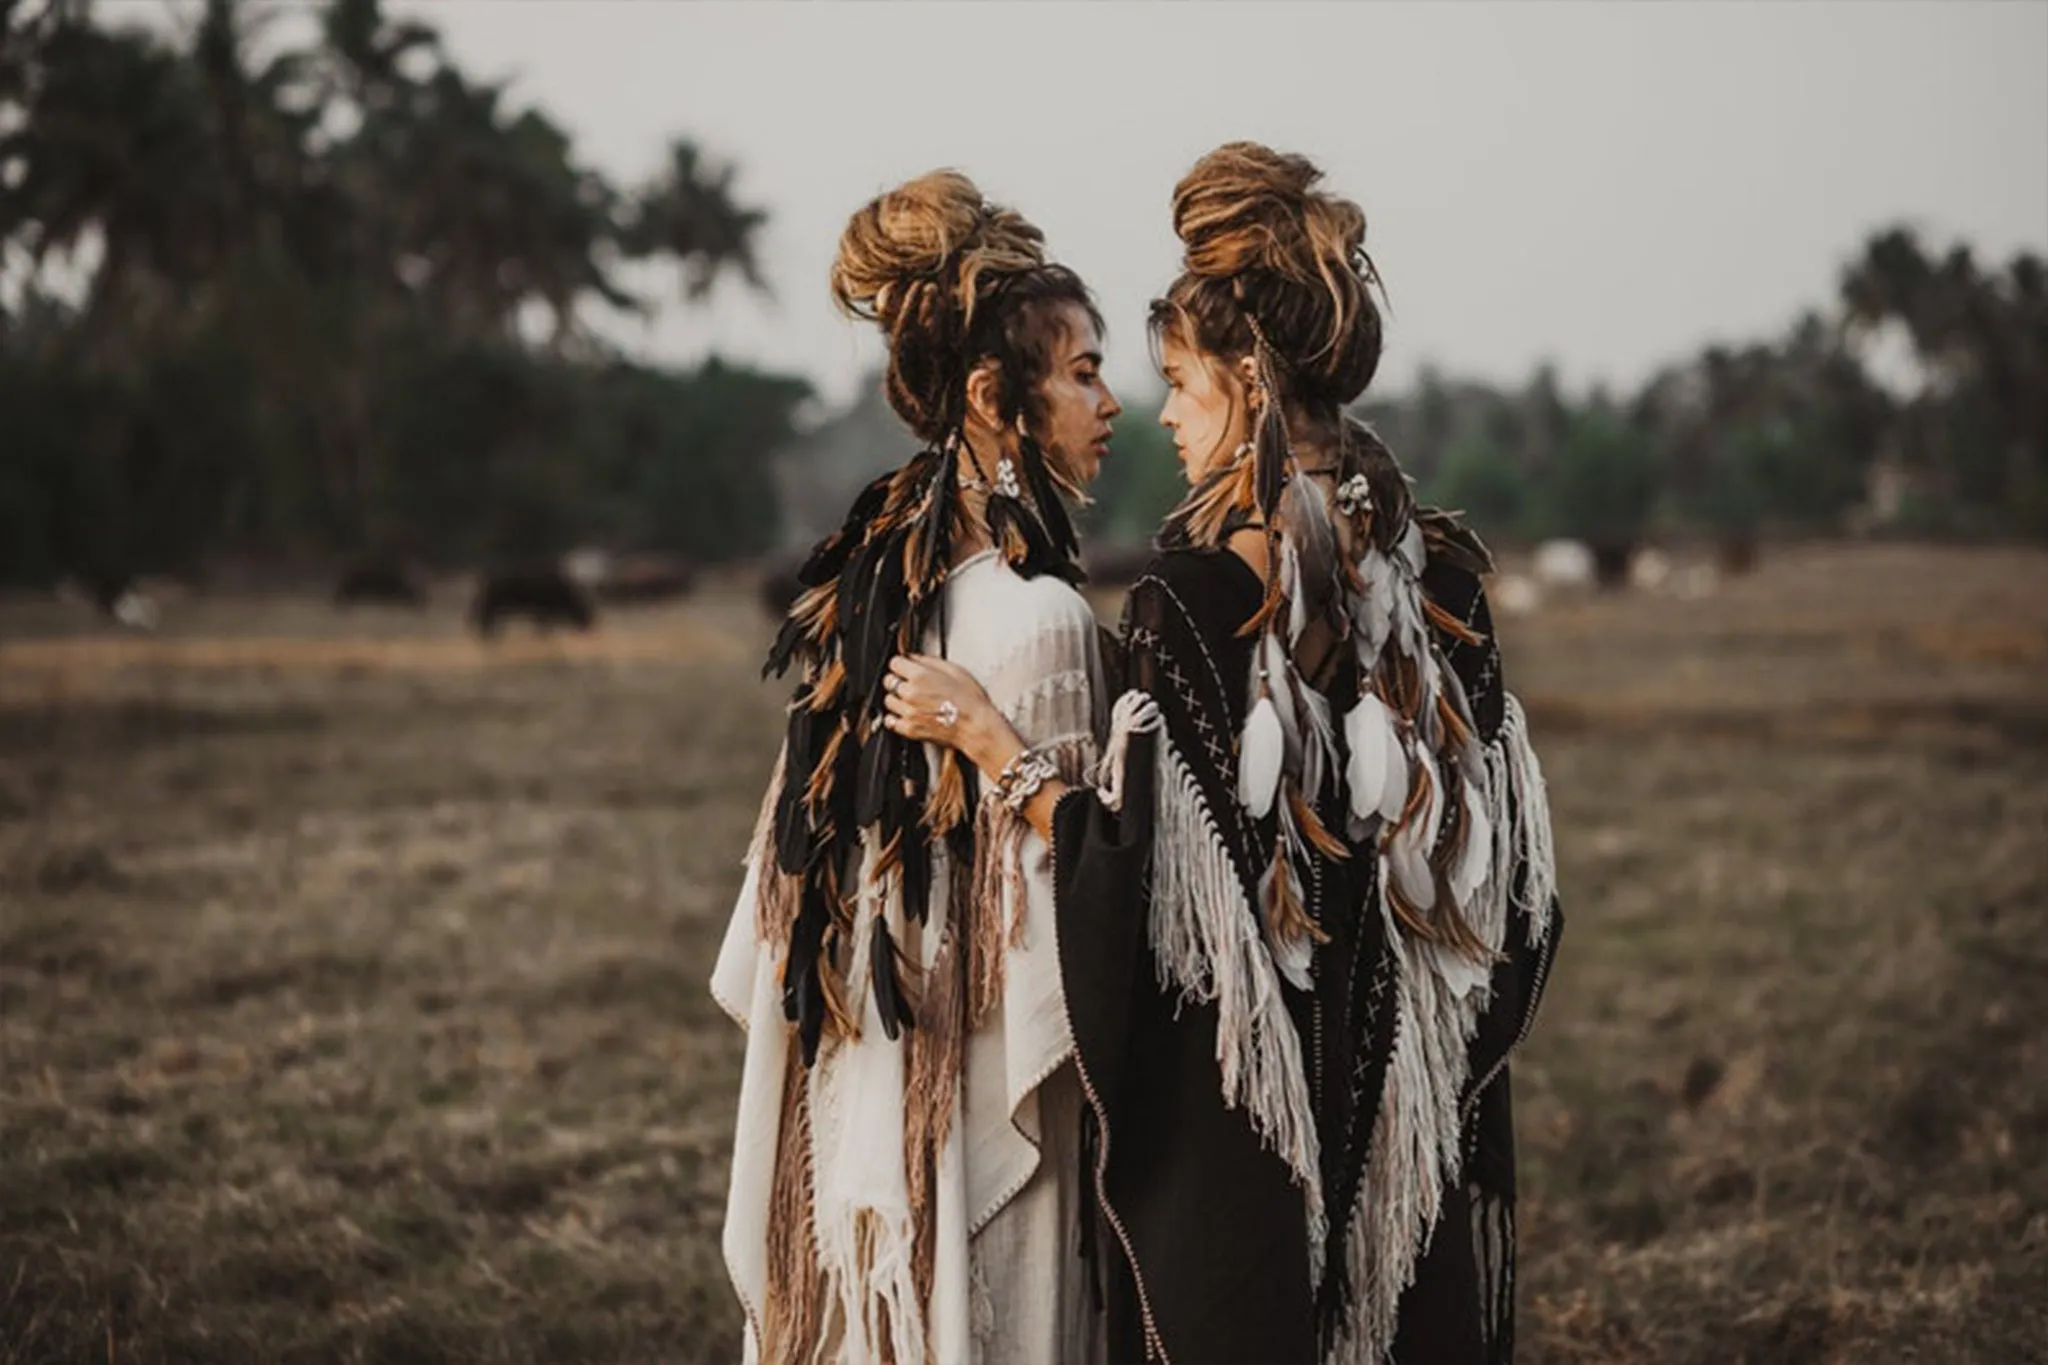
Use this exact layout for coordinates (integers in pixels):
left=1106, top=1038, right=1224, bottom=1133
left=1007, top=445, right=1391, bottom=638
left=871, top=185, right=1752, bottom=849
left=153, top=1, right=2048, bottom=408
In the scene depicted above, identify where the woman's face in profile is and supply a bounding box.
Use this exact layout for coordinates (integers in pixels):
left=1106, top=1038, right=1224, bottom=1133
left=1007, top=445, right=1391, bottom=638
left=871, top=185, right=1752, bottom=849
left=1031, top=303, right=1122, bottom=491
left=1157, top=333, right=1249, bottom=484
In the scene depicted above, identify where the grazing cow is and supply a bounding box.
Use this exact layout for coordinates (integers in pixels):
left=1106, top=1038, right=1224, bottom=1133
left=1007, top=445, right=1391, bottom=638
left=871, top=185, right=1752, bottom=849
left=57, top=570, right=160, bottom=631
left=1715, top=532, right=1760, bottom=576
left=111, top=587, right=160, bottom=632
left=471, top=567, right=596, bottom=637
left=594, top=554, right=697, bottom=605
left=334, top=563, right=429, bottom=609
left=1588, top=541, right=1635, bottom=591
left=1531, top=539, right=1596, bottom=591
left=1628, top=547, right=1673, bottom=592
left=1490, top=572, right=1543, bottom=618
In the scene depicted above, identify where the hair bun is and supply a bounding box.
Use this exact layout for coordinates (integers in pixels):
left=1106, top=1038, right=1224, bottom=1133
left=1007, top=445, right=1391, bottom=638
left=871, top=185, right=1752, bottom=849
left=830, top=171, right=1044, bottom=344
left=828, top=170, right=1056, bottom=442
left=1171, top=141, right=1365, bottom=291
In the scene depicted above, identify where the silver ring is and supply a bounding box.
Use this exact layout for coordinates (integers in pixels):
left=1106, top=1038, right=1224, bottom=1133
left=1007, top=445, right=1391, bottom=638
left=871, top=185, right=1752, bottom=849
left=936, top=699, right=959, bottom=728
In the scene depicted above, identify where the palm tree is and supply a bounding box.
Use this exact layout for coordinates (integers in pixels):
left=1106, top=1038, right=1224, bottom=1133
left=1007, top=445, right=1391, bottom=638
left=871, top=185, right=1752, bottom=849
left=0, top=16, right=226, bottom=340
left=623, top=138, right=769, bottom=301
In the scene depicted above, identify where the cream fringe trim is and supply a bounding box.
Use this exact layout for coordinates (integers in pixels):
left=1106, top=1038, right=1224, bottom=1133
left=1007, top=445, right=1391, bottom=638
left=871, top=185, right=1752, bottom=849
left=750, top=727, right=1099, bottom=1365
left=1105, top=689, right=1329, bottom=1281
left=1326, top=690, right=1558, bottom=1365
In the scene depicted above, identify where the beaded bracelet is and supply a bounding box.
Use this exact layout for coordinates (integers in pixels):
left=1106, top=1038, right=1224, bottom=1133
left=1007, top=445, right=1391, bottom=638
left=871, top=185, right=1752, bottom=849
left=995, top=744, right=1059, bottom=813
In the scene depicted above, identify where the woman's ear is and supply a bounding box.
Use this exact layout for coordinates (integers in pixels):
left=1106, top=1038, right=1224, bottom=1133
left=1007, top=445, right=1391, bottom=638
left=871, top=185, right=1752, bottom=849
left=1236, top=353, right=1260, bottom=393
left=964, top=361, right=1005, bottom=433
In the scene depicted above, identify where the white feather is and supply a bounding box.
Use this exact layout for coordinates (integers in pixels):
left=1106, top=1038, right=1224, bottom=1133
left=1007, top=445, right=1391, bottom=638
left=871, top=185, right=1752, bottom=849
left=1390, top=823, right=1434, bottom=910
left=1345, top=694, right=1395, bottom=822
left=1429, top=938, right=1492, bottom=1000
left=1355, top=551, right=1395, bottom=657
left=1299, top=682, right=1338, bottom=803
left=1418, top=747, right=1445, bottom=852
left=1284, top=542, right=1307, bottom=644
left=1238, top=695, right=1285, bottom=818
left=1377, top=727, right=1410, bottom=825
left=1399, top=518, right=1427, bottom=577
left=1451, top=781, right=1493, bottom=905
left=1269, top=922, right=1315, bottom=992
left=1417, top=657, right=1444, bottom=751
left=1389, top=747, right=1441, bottom=908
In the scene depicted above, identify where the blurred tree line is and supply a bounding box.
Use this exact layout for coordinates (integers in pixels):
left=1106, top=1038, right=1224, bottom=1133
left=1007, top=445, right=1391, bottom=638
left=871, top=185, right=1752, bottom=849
left=4, top=0, right=2042, bottom=592
left=1365, top=229, right=2048, bottom=558
left=1086, top=223, right=2048, bottom=564
left=0, top=0, right=806, bottom=588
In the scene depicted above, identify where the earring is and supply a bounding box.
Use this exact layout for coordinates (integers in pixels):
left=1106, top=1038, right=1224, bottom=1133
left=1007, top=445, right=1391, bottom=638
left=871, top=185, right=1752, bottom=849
left=995, top=454, right=1022, bottom=499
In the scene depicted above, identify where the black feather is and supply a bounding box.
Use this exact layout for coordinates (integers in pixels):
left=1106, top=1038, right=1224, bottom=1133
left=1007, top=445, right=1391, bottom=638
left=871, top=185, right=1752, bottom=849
left=854, top=727, right=894, bottom=829
left=801, top=471, right=894, bottom=587
left=1255, top=419, right=1287, bottom=521
left=783, top=877, right=827, bottom=1023
left=899, top=823, right=931, bottom=926
left=1017, top=435, right=1081, bottom=565
left=841, top=539, right=909, bottom=703
left=869, top=917, right=914, bottom=1041
left=773, top=703, right=819, bottom=874
left=825, top=729, right=860, bottom=858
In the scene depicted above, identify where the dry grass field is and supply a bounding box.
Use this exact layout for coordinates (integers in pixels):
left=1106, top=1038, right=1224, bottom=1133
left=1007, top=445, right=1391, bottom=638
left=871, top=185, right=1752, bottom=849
left=2, top=543, right=2044, bottom=1364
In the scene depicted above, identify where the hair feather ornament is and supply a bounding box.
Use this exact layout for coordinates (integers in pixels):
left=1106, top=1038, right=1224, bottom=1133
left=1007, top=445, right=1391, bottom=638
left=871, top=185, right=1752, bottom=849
left=1223, top=409, right=1500, bottom=964
left=760, top=427, right=1081, bottom=1066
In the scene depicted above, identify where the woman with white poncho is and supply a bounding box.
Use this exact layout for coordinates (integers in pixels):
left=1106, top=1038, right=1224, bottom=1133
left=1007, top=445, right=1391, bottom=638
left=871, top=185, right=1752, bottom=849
left=886, top=143, right=1563, bottom=1365
left=711, top=170, right=1122, bottom=1365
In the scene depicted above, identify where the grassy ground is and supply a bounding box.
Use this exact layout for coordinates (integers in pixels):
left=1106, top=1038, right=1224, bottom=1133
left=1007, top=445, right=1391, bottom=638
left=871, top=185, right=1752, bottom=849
left=0, top=545, right=2043, bottom=1364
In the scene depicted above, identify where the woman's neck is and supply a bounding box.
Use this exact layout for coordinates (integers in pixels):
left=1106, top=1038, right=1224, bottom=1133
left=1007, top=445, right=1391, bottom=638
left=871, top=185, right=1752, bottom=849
left=1225, top=524, right=1270, bottom=581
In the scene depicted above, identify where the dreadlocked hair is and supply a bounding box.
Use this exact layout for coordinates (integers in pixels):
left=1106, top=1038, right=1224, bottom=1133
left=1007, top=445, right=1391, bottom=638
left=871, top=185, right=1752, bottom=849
left=761, top=171, right=1098, bottom=1065
left=1148, top=142, right=1492, bottom=961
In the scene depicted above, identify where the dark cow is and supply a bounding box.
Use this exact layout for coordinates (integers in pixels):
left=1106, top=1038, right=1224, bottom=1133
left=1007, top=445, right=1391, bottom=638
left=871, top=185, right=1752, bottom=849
left=334, top=562, right=429, bottom=609
left=471, top=567, right=596, bottom=637
left=1589, top=540, right=1637, bottom=591
left=594, top=554, right=697, bottom=605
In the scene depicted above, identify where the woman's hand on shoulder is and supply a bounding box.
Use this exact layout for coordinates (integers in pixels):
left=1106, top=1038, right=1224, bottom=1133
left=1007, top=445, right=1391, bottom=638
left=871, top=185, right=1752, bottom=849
left=883, top=654, right=1022, bottom=775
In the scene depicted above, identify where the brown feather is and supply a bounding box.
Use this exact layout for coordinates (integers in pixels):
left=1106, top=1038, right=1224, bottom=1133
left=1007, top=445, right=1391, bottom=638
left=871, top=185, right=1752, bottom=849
left=1394, top=750, right=1433, bottom=837
left=1424, top=595, right=1488, bottom=647
left=1383, top=873, right=1443, bottom=943
left=1437, top=691, right=1474, bottom=752
left=810, top=657, right=846, bottom=710
left=872, top=826, right=903, bottom=881
left=1266, top=834, right=1331, bottom=947
left=1289, top=787, right=1351, bottom=862
left=805, top=719, right=847, bottom=814
left=923, top=751, right=968, bottom=837
left=1429, top=859, right=1491, bottom=959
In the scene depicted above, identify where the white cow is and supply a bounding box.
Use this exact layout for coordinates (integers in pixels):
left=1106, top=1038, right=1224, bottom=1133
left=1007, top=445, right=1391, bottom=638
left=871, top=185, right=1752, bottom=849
left=1490, top=572, right=1543, bottom=618
left=1531, top=539, right=1596, bottom=590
